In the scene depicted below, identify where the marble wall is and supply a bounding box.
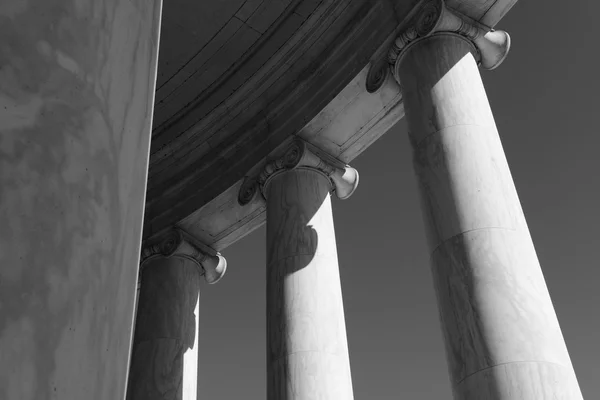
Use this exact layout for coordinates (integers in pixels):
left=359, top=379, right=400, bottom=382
left=0, top=0, right=162, bottom=398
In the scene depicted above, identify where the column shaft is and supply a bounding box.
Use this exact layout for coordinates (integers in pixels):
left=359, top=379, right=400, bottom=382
left=127, top=257, right=201, bottom=400
left=266, top=168, right=354, bottom=400
left=398, top=33, right=582, bottom=398
left=0, top=1, right=161, bottom=399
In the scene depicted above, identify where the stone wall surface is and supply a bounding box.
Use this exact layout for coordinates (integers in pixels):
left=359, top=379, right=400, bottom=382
left=0, top=0, right=162, bottom=398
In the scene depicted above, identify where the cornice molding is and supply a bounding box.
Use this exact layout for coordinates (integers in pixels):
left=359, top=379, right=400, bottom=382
left=238, top=139, right=359, bottom=205
left=365, top=0, right=510, bottom=93
left=140, top=228, right=227, bottom=284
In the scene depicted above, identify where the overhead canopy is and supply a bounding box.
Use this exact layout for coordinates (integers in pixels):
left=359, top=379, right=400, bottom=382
left=144, top=0, right=518, bottom=247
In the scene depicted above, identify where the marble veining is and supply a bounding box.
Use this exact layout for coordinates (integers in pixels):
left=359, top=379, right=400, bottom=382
left=455, top=360, right=584, bottom=399
left=432, top=229, right=573, bottom=381
left=0, top=0, right=162, bottom=398
left=397, top=33, right=583, bottom=398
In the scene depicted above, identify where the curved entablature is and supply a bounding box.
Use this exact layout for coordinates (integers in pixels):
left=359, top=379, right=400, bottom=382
left=143, top=0, right=522, bottom=249
left=143, top=0, right=400, bottom=241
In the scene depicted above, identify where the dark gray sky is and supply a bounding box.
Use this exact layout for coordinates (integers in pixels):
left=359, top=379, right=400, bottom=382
left=195, top=1, right=600, bottom=398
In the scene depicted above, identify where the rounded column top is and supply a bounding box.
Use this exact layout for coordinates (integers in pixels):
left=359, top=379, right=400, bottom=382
left=388, top=0, right=510, bottom=84
left=238, top=139, right=359, bottom=205
left=140, top=228, right=227, bottom=284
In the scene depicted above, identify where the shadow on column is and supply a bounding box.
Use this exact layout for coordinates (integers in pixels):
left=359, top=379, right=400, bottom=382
left=398, top=32, right=582, bottom=398
left=266, top=168, right=354, bottom=399
left=127, top=257, right=200, bottom=400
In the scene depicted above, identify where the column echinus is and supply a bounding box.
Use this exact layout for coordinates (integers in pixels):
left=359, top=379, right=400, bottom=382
left=127, top=229, right=226, bottom=400
left=239, top=139, right=358, bottom=400
left=382, top=0, right=583, bottom=398
left=0, top=1, right=162, bottom=399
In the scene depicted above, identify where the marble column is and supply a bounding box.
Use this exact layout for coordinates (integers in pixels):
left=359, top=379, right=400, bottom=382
left=127, top=229, right=226, bottom=400
left=258, top=140, right=358, bottom=400
left=0, top=1, right=162, bottom=399
left=391, top=1, right=583, bottom=398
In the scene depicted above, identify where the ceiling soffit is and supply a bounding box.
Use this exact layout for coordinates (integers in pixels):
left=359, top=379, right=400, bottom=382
left=143, top=0, right=400, bottom=240
left=143, top=0, right=519, bottom=242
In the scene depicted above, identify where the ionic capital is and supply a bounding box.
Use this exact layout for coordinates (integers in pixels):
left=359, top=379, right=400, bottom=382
left=367, top=0, right=511, bottom=92
left=394, top=0, right=510, bottom=69
left=140, top=228, right=227, bottom=284
left=238, top=139, right=359, bottom=205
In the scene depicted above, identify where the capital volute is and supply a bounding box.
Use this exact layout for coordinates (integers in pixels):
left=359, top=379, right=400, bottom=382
left=140, top=228, right=227, bottom=284
left=368, top=0, right=510, bottom=93
left=397, top=0, right=510, bottom=69
left=238, top=139, right=359, bottom=205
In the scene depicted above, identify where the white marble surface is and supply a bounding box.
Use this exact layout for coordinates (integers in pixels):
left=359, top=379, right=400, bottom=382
left=0, top=0, right=162, bottom=398
left=397, top=34, right=583, bottom=398
left=266, top=169, right=354, bottom=400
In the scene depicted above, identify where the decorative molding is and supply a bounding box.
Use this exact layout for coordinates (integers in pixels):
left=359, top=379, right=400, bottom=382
left=238, top=138, right=359, bottom=205
left=140, top=228, right=227, bottom=284
left=365, top=56, right=392, bottom=94
left=388, top=0, right=510, bottom=80
left=237, top=176, right=259, bottom=206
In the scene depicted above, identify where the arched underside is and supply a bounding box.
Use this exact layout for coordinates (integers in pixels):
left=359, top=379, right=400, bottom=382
left=144, top=0, right=518, bottom=250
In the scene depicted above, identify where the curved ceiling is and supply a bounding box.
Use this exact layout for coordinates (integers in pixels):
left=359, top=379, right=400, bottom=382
left=143, top=0, right=519, bottom=243
left=144, top=0, right=404, bottom=240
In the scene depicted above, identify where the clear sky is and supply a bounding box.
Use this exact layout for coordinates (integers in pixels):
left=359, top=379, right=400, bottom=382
left=194, top=1, right=600, bottom=398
